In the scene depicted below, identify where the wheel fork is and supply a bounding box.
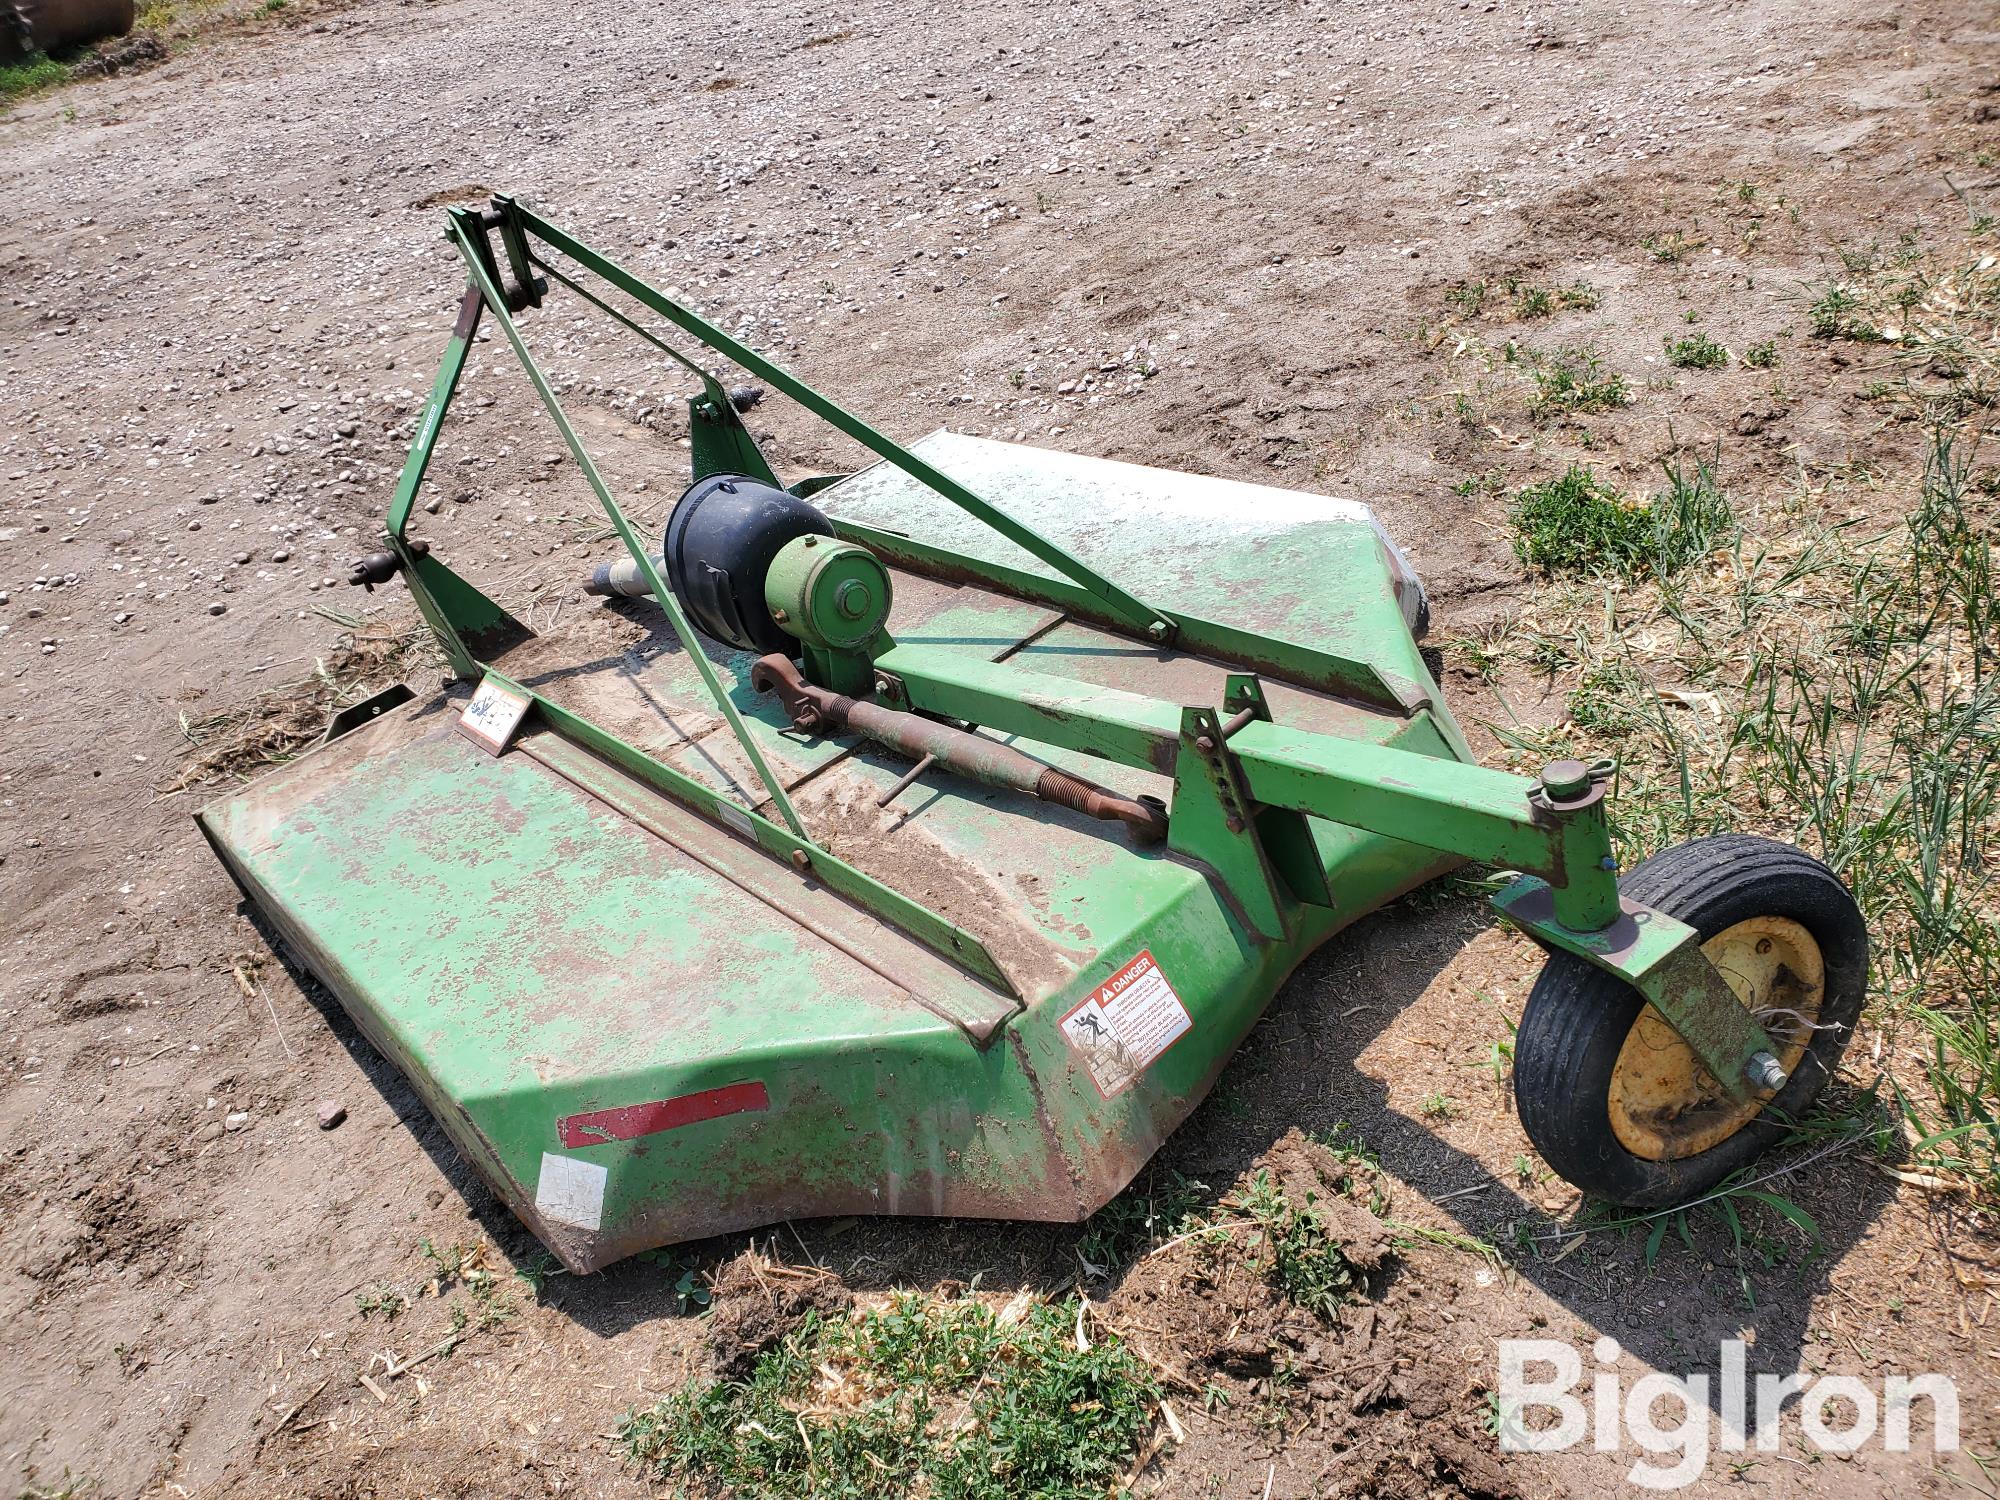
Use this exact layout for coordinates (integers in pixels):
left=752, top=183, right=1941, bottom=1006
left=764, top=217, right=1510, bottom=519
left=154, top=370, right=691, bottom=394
left=1493, top=874, right=1788, bottom=1103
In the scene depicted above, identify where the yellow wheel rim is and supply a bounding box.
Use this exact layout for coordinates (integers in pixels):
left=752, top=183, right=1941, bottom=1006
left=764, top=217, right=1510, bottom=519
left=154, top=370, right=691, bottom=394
left=1607, top=916, right=1826, bottom=1162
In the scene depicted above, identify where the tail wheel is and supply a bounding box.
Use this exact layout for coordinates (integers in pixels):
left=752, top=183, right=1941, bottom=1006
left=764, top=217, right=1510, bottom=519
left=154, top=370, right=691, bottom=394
left=1513, top=835, right=1868, bottom=1207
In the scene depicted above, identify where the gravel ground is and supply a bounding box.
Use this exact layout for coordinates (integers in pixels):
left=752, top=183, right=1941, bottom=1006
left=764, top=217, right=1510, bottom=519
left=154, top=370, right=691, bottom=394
left=3, top=0, right=1997, bottom=1493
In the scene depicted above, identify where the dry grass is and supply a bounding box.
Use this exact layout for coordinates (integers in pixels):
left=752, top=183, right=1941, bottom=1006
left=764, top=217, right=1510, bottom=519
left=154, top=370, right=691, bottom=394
left=1455, top=228, right=2000, bottom=1203
left=164, top=619, right=436, bottom=791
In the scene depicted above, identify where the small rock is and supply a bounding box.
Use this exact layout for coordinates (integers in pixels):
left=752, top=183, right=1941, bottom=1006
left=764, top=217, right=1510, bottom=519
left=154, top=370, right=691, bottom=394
left=223, top=1111, right=250, bottom=1132
left=316, top=1099, right=347, bottom=1130
left=193, top=1121, right=225, bottom=1143
left=271, top=548, right=290, bottom=563
left=207, top=602, right=227, bottom=616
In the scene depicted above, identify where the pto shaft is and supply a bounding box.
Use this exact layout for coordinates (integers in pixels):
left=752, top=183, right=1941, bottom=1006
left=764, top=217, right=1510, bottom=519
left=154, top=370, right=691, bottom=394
left=750, top=656, right=1166, bottom=844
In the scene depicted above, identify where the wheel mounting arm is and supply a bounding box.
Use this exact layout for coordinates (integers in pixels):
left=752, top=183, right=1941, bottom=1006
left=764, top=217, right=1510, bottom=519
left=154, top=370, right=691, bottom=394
left=1493, top=876, right=1785, bottom=1102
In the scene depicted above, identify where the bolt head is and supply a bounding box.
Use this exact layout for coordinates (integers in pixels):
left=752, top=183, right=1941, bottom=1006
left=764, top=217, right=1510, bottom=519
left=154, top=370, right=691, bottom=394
left=834, top=579, right=871, bottom=619
left=1147, top=621, right=1169, bottom=642
left=1195, top=734, right=1216, bottom=754
left=790, top=849, right=811, bottom=872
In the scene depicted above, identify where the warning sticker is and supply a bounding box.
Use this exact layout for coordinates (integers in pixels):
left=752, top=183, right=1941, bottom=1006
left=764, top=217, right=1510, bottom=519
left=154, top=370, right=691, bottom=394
left=457, top=675, right=532, bottom=756
left=1058, top=950, right=1193, bottom=1098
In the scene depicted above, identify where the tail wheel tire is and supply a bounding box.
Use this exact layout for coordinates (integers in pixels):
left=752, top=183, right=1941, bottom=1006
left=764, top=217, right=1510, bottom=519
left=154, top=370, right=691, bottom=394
left=1513, top=834, right=1868, bottom=1207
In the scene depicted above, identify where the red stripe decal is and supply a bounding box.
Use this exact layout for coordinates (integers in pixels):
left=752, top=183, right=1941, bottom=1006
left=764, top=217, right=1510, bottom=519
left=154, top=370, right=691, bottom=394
left=557, top=1082, right=770, bottom=1148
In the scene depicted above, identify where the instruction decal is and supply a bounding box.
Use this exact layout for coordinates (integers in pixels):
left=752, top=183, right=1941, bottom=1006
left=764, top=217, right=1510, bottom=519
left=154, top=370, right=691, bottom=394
left=457, top=674, right=532, bottom=756
left=1058, top=950, right=1192, bottom=1098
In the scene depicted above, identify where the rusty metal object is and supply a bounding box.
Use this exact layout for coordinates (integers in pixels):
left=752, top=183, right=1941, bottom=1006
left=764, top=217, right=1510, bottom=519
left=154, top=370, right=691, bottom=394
left=751, top=654, right=1167, bottom=844
left=875, top=751, right=937, bottom=808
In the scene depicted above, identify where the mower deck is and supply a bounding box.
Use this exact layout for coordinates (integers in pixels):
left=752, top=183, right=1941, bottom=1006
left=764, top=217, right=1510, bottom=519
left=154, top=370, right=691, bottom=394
left=200, top=434, right=1463, bottom=1271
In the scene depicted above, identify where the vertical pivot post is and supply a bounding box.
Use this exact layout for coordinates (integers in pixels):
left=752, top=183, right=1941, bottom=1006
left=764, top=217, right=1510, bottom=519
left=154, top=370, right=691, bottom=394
left=1533, top=758, right=1621, bottom=932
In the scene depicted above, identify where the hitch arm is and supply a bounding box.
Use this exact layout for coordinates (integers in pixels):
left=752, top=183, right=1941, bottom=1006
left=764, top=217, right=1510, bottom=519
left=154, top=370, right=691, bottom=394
left=867, top=645, right=1782, bottom=1092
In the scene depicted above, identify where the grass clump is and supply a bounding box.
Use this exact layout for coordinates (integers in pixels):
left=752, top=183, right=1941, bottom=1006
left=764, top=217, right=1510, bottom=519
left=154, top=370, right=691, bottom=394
left=621, top=1293, right=1160, bottom=1499
left=354, top=1284, right=406, bottom=1319
left=1446, top=280, right=1489, bottom=317
left=1527, top=345, right=1631, bottom=419
left=1514, top=283, right=1554, bottom=318
left=1664, top=331, right=1730, bottom=369
left=1807, top=282, right=1879, bottom=341
left=1076, top=1168, right=1211, bottom=1273
left=1446, top=277, right=1602, bottom=324
left=1743, top=339, right=1780, bottom=369
left=0, top=52, right=69, bottom=102
left=1508, top=455, right=1732, bottom=579
left=1510, top=466, right=1653, bottom=575
left=1231, top=1171, right=1368, bottom=1321
left=1641, top=230, right=1704, bottom=263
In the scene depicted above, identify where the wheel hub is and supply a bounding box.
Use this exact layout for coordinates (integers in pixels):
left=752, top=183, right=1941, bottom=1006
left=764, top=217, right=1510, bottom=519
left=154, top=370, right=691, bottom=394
left=1606, top=916, right=1826, bottom=1162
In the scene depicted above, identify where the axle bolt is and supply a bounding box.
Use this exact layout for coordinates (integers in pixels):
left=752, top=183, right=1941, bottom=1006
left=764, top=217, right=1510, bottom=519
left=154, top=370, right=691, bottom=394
left=1195, top=735, right=1216, bottom=754
left=1147, top=621, right=1170, bottom=642
left=834, top=580, right=872, bottom=619
left=1744, top=1050, right=1789, bottom=1091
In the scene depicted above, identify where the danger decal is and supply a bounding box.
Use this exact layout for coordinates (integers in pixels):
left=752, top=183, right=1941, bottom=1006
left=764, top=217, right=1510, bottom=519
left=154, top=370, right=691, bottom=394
left=1058, top=950, right=1192, bottom=1098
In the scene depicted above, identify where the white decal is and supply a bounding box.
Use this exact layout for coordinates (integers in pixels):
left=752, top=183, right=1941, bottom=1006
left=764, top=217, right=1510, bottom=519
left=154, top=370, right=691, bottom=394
left=457, top=675, right=532, bottom=756
left=535, top=1151, right=608, bottom=1231
left=1059, top=950, right=1192, bottom=1098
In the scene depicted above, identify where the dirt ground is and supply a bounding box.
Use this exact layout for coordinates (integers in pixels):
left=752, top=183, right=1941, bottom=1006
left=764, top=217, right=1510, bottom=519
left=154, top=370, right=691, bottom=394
left=4, top=0, right=1999, bottom=1494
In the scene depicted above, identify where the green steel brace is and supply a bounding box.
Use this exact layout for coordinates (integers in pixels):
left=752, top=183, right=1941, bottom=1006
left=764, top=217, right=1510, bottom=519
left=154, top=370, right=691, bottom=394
left=870, top=646, right=1782, bottom=1096
left=380, top=201, right=1785, bottom=1100
left=503, top=199, right=1178, bottom=645
left=444, top=207, right=812, bottom=843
